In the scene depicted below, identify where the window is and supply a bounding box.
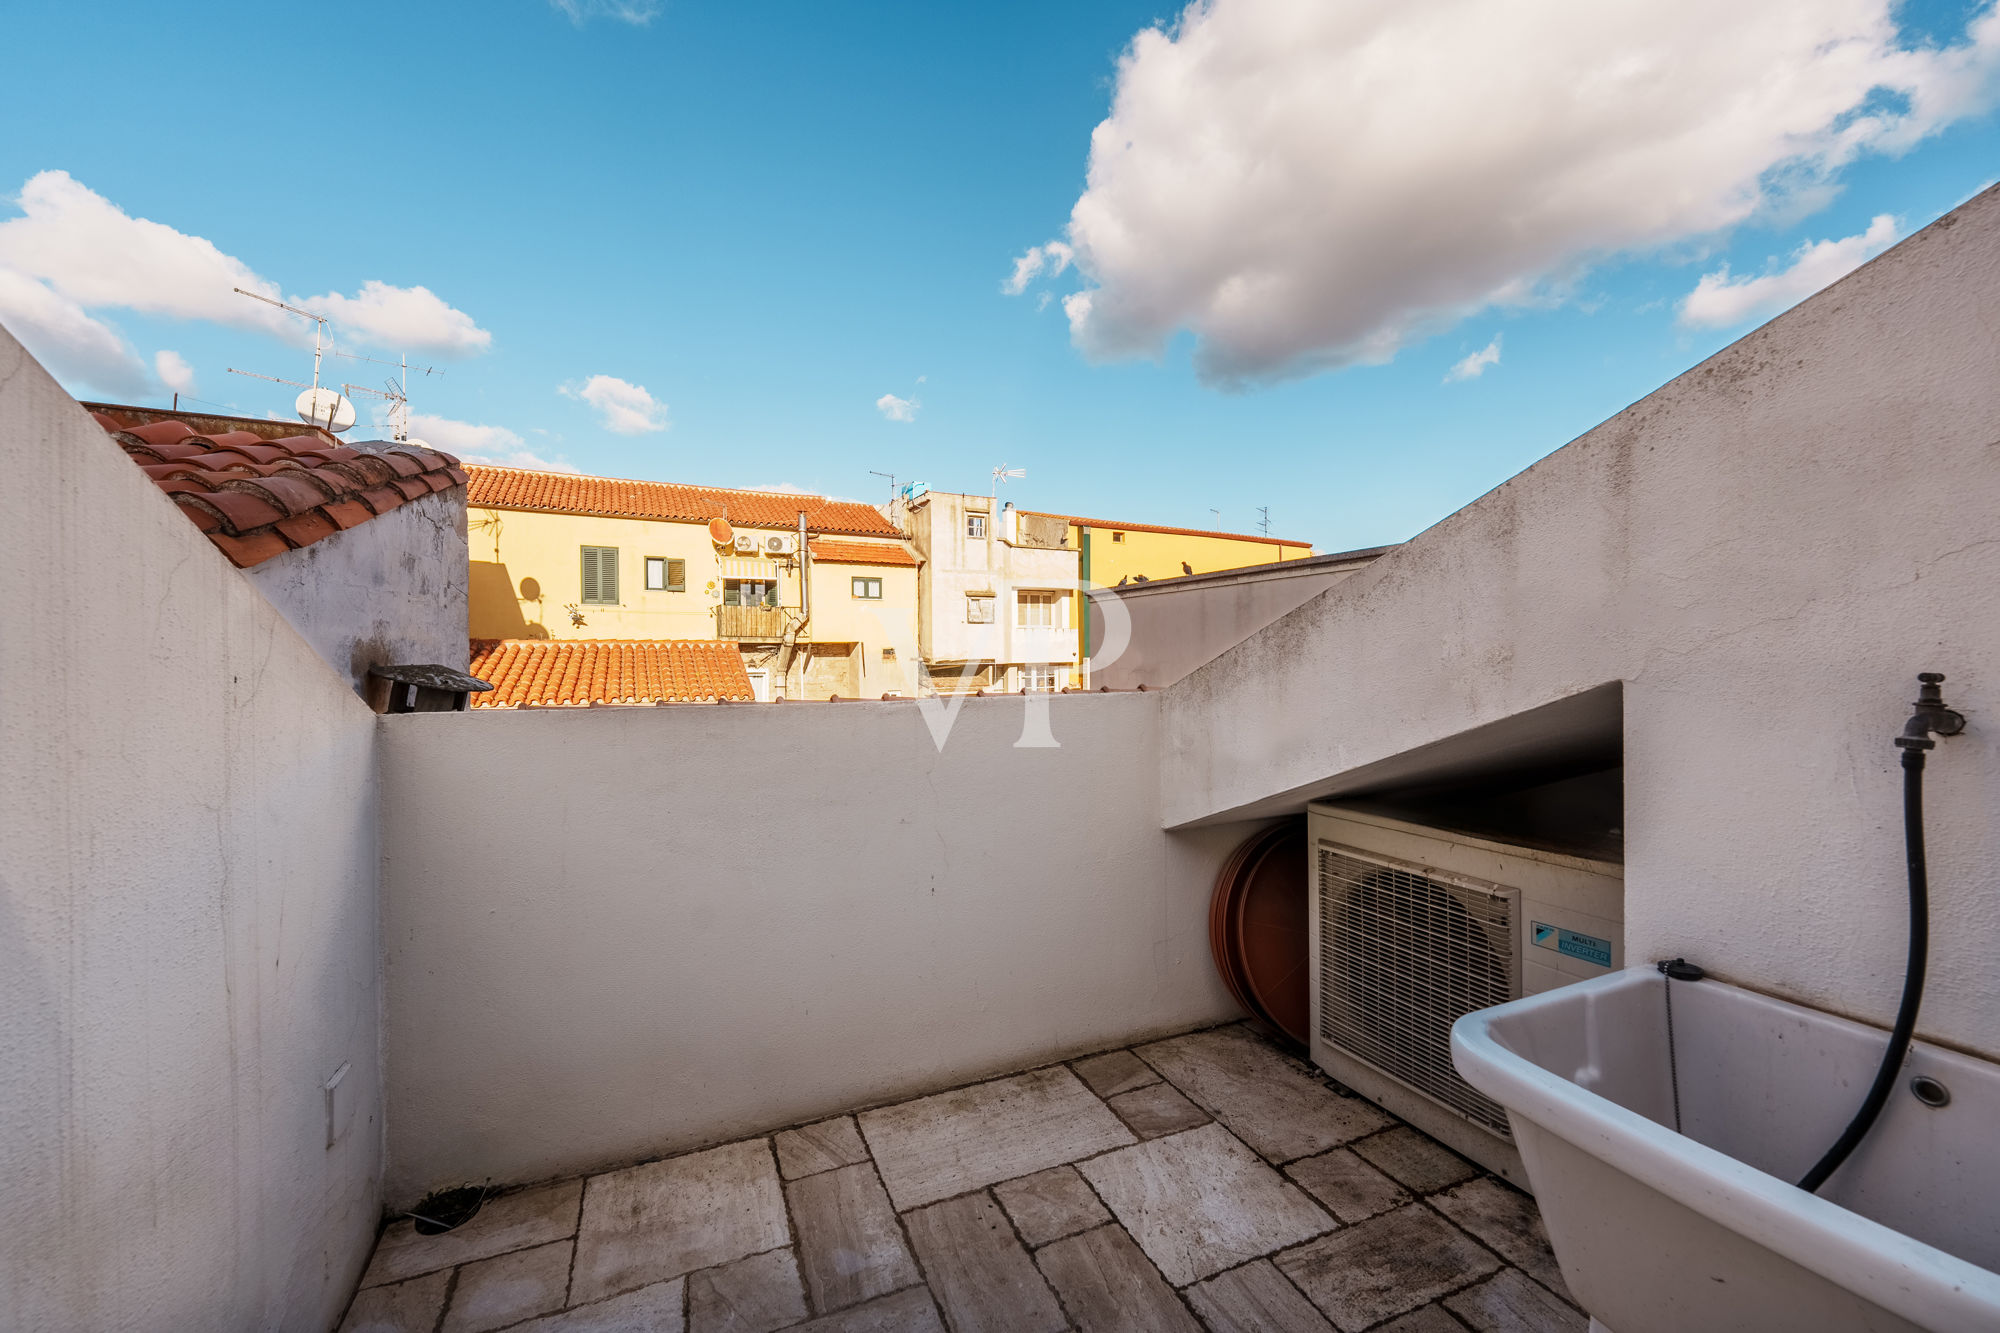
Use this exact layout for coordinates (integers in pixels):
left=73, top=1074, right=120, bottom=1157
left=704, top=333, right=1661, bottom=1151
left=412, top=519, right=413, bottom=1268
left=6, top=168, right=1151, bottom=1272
left=723, top=578, right=779, bottom=607
left=1022, top=666, right=1060, bottom=692
left=580, top=546, right=619, bottom=604
left=1112, top=531, right=1126, bottom=543
left=882, top=647, right=896, bottom=661
left=1017, top=590, right=1058, bottom=627
left=966, top=514, right=987, bottom=539
left=966, top=594, right=995, bottom=624
left=852, top=576, right=883, bottom=600
left=645, top=556, right=685, bottom=592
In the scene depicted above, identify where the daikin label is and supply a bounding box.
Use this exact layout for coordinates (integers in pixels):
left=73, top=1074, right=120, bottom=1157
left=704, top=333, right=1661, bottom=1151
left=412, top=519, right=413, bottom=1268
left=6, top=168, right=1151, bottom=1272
left=1532, top=922, right=1612, bottom=968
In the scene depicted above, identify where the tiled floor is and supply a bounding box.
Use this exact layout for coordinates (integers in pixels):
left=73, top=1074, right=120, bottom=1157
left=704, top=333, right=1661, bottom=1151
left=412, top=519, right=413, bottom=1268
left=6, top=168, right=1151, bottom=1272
left=338, top=1023, right=1584, bottom=1333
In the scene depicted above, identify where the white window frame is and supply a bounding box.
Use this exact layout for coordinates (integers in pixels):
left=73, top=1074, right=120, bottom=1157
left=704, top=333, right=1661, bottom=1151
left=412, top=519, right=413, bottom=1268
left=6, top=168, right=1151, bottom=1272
left=1016, top=590, right=1059, bottom=628
left=1021, top=665, right=1060, bottom=692
left=965, top=594, right=995, bottom=624
left=966, top=514, right=987, bottom=539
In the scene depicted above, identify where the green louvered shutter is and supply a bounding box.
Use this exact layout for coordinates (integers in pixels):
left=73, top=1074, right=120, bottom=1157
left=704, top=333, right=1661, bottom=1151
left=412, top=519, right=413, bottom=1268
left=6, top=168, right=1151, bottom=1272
left=581, top=546, right=619, bottom=604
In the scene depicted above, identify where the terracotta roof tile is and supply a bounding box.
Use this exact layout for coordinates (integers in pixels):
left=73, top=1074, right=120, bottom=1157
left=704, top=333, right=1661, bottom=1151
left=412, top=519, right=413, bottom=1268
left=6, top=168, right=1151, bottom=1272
left=468, top=639, right=756, bottom=707
left=467, top=465, right=900, bottom=538
left=807, top=538, right=920, bottom=567
left=85, top=403, right=467, bottom=568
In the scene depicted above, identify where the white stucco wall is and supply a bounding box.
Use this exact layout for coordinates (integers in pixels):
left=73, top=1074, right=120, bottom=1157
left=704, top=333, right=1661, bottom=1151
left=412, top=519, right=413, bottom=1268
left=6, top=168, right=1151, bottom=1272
left=1091, top=548, right=1389, bottom=690
left=1163, top=187, right=2000, bottom=1059
left=377, top=693, right=1242, bottom=1206
left=247, top=482, right=470, bottom=697
left=908, top=492, right=1081, bottom=675
left=0, top=328, right=384, bottom=1332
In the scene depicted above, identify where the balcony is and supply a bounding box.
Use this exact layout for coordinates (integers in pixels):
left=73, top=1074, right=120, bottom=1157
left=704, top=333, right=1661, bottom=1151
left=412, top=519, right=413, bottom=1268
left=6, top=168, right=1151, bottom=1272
left=717, top=603, right=788, bottom=640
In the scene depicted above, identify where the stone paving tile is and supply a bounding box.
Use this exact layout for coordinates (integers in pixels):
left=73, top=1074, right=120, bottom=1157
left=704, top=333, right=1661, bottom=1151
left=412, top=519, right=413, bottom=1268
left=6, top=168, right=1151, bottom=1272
left=991, top=1165, right=1111, bottom=1246
left=1275, top=1205, right=1500, bottom=1332
left=859, top=1066, right=1135, bottom=1211
left=775, top=1117, right=872, bottom=1181
left=1349, top=1129, right=1478, bottom=1195
left=508, top=1279, right=685, bottom=1332
left=1444, top=1270, right=1585, bottom=1333
left=339, top=1269, right=452, bottom=1333
left=789, top=1285, right=945, bottom=1332
left=1284, top=1148, right=1412, bottom=1224
left=572, top=1139, right=790, bottom=1304
left=442, top=1239, right=573, bottom=1333
left=1071, top=1049, right=1161, bottom=1099
left=904, top=1192, right=1065, bottom=1333
left=1034, top=1225, right=1203, bottom=1333
left=1079, top=1123, right=1332, bottom=1286
left=787, top=1162, right=922, bottom=1313
left=1373, top=1305, right=1470, bottom=1333
left=361, top=1180, right=583, bottom=1287
left=1105, top=1082, right=1210, bottom=1139
left=1429, top=1178, right=1568, bottom=1299
left=687, top=1248, right=810, bottom=1333
left=1136, top=1026, right=1391, bottom=1162
left=1185, top=1259, right=1336, bottom=1333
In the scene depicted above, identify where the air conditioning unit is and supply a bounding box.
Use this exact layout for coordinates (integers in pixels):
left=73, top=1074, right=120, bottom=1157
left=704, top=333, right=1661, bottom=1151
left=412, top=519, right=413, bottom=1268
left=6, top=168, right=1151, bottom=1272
left=1307, top=803, right=1622, bottom=1188
left=763, top=533, right=797, bottom=556
left=733, top=533, right=762, bottom=554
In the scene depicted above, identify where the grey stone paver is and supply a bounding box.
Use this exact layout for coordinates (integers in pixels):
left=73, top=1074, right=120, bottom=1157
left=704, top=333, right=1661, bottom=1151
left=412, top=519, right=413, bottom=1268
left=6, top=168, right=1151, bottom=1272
left=859, top=1066, right=1134, bottom=1211
left=509, top=1279, right=686, bottom=1332
left=1105, top=1081, right=1210, bottom=1139
left=1185, top=1259, right=1336, bottom=1332
left=1444, top=1270, right=1584, bottom=1332
left=991, top=1165, right=1111, bottom=1246
left=687, top=1248, right=810, bottom=1333
left=787, top=1162, right=921, bottom=1313
left=442, top=1239, right=572, bottom=1333
left=775, top=1117, right=872, bottom=1181
left=1079, top=1123, right=1332, bottom=1285
left=339, top=1269, right=452, bottom=1333
left=361, top=1180, right=583, bottom=1287
left=1373, top=1306, right=1470, bottom=1333
left=903, top=1192, right=1065, bottom=1333
left=572, top=1139, right=790, bottom=1303
left=1071, top=1049, right=1161, bottom=1098
left=1350, top=1128, right=1478, bottom=1194
left=789, top=1285, right=945, bottom=1332
left=1276, top=1205, right=1500, bottom=1332
left=1285, top=1147, right=1411, bottom=1223
left=1430, top=1178, right=1568, bottom=1298
left=1034, top=1225, right=1203, bottom=1333
left=1137, top=1026, right=1392, bottom=1162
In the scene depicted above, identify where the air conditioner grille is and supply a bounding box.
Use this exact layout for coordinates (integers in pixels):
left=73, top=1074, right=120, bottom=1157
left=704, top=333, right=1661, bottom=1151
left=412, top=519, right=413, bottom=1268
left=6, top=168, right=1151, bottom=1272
left=1318, top=846, right=1516, bottom=1134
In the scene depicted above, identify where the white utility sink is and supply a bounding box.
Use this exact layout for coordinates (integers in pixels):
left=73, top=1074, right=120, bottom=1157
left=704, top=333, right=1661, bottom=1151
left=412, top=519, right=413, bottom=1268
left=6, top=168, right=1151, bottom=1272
left=1451, top=968, right=2000, bottom=1333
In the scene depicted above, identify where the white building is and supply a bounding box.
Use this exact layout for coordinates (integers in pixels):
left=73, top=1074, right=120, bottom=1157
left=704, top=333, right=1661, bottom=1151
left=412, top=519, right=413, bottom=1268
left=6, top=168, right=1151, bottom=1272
left=898, top=489, right=1081, bottom=692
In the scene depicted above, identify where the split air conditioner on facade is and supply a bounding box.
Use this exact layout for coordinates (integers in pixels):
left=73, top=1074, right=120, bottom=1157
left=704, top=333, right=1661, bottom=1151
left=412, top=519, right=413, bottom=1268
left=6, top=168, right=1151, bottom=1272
left=733, top=533, right=762, bottom=554
left=763, top=533, right=797, bottom=556
left=1307, top=803, right=1623, bottom=1188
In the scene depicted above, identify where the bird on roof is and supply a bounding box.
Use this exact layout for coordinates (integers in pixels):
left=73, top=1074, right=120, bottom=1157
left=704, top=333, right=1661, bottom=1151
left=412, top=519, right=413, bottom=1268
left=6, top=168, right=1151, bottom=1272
left=1133, top=574, right=1150, bottom=582
left=1117, top=575, right=1129, bottom=586
left=1182, top=561, right=1194, bottom=575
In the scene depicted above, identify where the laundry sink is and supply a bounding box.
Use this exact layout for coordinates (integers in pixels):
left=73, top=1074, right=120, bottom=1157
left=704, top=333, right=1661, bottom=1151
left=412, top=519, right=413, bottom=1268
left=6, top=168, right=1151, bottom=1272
left=1451, top=968, right=2000, bottom=1332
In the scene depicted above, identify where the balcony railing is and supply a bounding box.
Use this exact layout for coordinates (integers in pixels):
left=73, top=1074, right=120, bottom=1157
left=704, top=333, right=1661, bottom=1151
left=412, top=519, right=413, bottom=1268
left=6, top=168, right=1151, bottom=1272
left=717, top=604, right=787, bottom=640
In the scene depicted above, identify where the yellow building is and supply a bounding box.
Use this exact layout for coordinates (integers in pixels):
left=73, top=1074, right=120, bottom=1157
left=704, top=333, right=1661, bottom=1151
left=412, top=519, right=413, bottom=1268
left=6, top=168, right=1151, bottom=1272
left=468, top=466, right=920, bottom=700
left=1025, top=511, right=1314, bottom=588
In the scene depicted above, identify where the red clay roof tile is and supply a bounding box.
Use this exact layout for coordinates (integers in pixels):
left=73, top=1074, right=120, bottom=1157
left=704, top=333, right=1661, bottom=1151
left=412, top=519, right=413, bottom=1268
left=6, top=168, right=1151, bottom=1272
left=468, top=638, right=756, bottom=707
left=807, top=538, right=920, bottom=567
left=86, top=402, right=467, bottom=568
left=467, top=465, right=900, bottom=538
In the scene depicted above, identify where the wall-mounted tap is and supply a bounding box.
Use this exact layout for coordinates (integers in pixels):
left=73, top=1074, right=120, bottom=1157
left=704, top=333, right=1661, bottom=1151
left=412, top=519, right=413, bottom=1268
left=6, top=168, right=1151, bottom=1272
left=1896, top=672, right=1965, bottom=753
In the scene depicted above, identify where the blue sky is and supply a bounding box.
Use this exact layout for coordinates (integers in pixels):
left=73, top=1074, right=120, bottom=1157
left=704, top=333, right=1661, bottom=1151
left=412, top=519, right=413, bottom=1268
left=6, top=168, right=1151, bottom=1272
left=2, top=1, right=1996, bottom=552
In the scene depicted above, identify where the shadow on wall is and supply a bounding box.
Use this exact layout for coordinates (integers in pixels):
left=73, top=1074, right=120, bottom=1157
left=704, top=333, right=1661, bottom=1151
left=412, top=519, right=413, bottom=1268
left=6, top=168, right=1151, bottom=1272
left=469, top=562, right=549, bottom=639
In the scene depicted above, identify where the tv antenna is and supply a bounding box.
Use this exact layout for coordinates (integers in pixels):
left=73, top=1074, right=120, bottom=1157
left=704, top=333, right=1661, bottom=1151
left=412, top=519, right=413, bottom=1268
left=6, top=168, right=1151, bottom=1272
left=226, top=287, right=355, bottom=432
left=990, top=465, right=1026, bottom=499
left=338, top=349, right=441, bottom=443
left=869, top=470, right=897, bottom=507
left=1256, top=506, right=1271, bottom=536
left=1210, top=508, right=1221, bottom=526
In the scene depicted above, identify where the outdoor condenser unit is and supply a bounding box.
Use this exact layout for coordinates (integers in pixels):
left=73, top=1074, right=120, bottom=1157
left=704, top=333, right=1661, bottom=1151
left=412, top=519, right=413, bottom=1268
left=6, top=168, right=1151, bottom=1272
left=1307, top=803, right=1623, bottom=1188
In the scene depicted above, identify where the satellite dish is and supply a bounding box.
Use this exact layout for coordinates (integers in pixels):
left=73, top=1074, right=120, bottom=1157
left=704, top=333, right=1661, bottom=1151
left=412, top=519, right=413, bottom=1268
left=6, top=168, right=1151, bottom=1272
left=295, top=387, right=356, bottom=434
left=708, top=518, right=734, bottom=545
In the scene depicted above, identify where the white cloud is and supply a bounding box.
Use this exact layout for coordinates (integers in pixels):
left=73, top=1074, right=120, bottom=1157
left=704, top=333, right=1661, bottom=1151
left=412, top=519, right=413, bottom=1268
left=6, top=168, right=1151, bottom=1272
left=875, top=392, right=919, bottom=422
left=1444, top=335, right=1502, bottom=382
left=0, top=268, right=149, bottom=394
left=154, top=349, right=195, bottom=394
left=1679, top=214, right=1900, bottom=328
left=550, top=0, right=660, bottom=23
left=1045, top=0, right=2000, bottom=385
left=1002, top=241, right=1073, bottom=296
left=0, top=170, right=492, bottom=357
left=410, top=413, right=580, bottom=471
left=561, top=374, right=669, bottom=435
